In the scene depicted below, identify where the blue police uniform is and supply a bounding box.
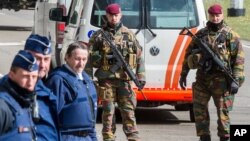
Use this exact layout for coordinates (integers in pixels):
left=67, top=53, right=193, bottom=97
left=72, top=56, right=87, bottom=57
left=35, top=79, right=59, bottom=141
left=0, top=50, right=38, bottom=141
left=46, top=65, right=98, bottom=141
left=0, top=75, right=59, bottom=141
left=23, top=34, right=59, bottom=141
left=0, top=80, right=36, bottom=141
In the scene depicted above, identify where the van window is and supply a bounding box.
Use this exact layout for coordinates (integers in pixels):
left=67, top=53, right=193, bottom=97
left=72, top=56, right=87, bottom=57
left=90, top=0, right=198, bottom=29
left=90, top=0, right=141, bottom=28
left=147, top=0, right=198, bottom=28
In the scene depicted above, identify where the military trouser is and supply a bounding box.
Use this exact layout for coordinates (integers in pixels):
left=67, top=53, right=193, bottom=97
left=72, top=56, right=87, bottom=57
left=192, top=77, right=234, bottom=138
left=97, top=79, right=140, bottom=141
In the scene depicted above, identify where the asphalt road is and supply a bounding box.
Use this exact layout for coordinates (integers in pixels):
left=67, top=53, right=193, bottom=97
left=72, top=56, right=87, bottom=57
left=0, top=10, right=249, bottom=141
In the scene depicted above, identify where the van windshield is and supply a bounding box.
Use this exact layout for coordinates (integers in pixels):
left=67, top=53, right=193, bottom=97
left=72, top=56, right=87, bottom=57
left=147, top=0, right=198, bottom=28
left=91, top=0, right=198, bottom=29
left=90, top=0, right=141, bottom=28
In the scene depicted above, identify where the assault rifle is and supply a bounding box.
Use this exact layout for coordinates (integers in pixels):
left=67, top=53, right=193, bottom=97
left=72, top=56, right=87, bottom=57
left=99, top=30, right=147, bottom=96
left=179, top=27, right=239, bottom=86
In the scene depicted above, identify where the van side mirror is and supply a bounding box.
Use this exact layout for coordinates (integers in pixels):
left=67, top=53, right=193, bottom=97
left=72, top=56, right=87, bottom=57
left=70, top=11, right=78, bottom=24
left=49, top=8, right=65, bottom=22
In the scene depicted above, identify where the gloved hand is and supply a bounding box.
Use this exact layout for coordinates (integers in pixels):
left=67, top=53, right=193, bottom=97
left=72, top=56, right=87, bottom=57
left=138, top=80, right=146, bottom=90
left=179, top=75, right=187, bottom=90
left=230, top=81, right=239, bottom=94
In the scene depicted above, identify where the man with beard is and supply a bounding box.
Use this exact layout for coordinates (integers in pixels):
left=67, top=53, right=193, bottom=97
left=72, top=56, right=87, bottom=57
left=87, top=3, right=145, bottom=141
left=179, top=4, right=245, bottom=141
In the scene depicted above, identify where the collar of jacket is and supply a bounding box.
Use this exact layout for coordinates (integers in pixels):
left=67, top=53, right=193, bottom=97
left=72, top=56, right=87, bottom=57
left=104, top=22, right=123, bottom=35
left=3, top=78, right=34, bottom=107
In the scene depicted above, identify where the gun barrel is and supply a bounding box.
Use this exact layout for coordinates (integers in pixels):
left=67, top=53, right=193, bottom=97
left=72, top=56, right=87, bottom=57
left=180, top=27, right=238, bottom=86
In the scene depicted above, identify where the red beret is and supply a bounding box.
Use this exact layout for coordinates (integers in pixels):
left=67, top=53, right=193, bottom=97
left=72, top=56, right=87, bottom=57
left=106, top=3, right=121, bottom=14
left=208, top=4, right=223, bottom=14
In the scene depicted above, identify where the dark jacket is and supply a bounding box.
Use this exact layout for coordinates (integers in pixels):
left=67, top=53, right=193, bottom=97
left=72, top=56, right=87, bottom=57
left=0, top=78, right=35, bottom=141
left=46, top=65, right=98, bottom=141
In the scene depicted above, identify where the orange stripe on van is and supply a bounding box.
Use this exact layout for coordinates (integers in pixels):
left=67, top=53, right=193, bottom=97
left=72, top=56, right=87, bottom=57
left=134, top=88, right=192, bottom=101
left=165, top=34, right=185, bottom=88
left=172, top=28, right=197, bottom=88
left=165, top=28, right=198, bottom=88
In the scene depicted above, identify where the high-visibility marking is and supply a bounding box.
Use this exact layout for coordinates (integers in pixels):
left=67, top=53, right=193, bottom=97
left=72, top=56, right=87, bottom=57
left=134, top=88, right=193, bottom=101
left=165, top=28, right=197, bottom=88
left=172, top=28, right=197, bottom=88
left=165, top=34, right=185, bottom=88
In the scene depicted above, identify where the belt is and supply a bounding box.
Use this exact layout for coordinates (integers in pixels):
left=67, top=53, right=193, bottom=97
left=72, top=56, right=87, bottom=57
left=64, top=130, right=89, bottom=137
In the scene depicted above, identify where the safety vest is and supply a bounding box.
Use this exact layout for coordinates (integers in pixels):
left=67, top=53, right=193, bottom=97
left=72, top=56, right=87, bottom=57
left=35, top=80, right=59, bottom=141
left=48, top=67, right=97, bottom=132
left=0, top=91, right=35, bottom=141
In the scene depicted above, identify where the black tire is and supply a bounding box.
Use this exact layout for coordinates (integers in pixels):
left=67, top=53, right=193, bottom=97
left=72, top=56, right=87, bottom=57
left=189, top=107, right=195, bottom=122
left=174, top=104, right=190, bottom=111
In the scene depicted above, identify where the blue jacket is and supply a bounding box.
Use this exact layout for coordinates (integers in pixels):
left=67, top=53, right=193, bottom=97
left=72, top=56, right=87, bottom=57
left=0, top=79, right=35, bottom=141
left=46, top=65, right=98, bottom=141
left=35, top=79, right=59, bottom=141
left=0, top=75, right=59, bottom=141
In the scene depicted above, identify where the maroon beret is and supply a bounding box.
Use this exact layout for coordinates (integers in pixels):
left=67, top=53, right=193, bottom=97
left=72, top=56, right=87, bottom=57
left=106, top=3, right=121, bottom=14
left=208, top=4, right=223, bottom=14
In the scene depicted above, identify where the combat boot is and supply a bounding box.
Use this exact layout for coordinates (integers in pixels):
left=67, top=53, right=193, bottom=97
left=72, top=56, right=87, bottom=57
left=199, top=135, right=211, bottom=141
left=220, top=137, right=229, bottom=141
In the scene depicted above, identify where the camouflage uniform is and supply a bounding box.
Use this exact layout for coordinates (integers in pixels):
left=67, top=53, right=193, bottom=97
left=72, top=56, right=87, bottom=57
left=88, top=23, right=145, bottom=141
left=180, top=22, right=245, bottom=139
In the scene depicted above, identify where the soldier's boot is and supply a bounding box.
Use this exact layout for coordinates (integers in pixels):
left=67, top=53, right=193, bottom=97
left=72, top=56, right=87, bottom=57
left=220, top=137, right=229, bottom=141
left=199, top=135, right=211, bottom=141
left=127, top=133, right=141, bottom=141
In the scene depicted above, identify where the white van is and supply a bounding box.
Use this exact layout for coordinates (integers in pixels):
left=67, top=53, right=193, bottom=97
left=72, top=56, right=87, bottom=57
left=33, top=0, right=84, bottom=67
left=74, top=0, right=207, bottom=121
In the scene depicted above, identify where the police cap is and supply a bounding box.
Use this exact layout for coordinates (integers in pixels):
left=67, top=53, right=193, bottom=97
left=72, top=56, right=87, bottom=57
left=11, top=50, right=38, bottom=72
left=24, top=34, right=52, bottom=55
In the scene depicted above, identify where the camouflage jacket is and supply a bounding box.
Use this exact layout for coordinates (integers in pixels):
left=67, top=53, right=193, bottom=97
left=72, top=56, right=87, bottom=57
left=180, top=23, right=245, bottom=86
left=87, top=23, right=145, bottom=81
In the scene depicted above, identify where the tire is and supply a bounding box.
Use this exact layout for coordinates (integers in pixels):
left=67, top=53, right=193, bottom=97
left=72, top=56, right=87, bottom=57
left=189, top=107, right=195, bottom=122
left=174, top=104, right=190, bottom=111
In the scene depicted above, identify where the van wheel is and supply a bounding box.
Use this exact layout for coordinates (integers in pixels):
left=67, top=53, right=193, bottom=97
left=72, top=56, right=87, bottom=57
left=189, top=107, right=195, bottom=122
left=174, top=104, right=190, bottom=111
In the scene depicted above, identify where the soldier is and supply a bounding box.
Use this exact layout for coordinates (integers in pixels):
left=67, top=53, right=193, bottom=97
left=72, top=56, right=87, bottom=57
left=24, top=34, right=59, bottom=141
left=0, top=50, right=39, bottom=140
left=88, top=3, right=146, bottom=141
left=46, top=42, right=98, bottom=141
left=179, top=4, right=245, bottom=141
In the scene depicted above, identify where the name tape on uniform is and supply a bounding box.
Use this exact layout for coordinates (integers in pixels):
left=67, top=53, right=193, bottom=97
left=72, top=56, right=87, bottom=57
left=230, top=125, right=250, bottom=141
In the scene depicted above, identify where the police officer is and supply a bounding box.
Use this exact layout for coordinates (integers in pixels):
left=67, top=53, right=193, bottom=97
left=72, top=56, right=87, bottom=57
left=46, top=42, right=98, bottom=141
left=24, top=34, right=59, bottom=141
left=88, top=3, right=146, bottom=141
left=0, top=50, right=39, bottom=140
left=179, top=4, right=245, bottom=141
